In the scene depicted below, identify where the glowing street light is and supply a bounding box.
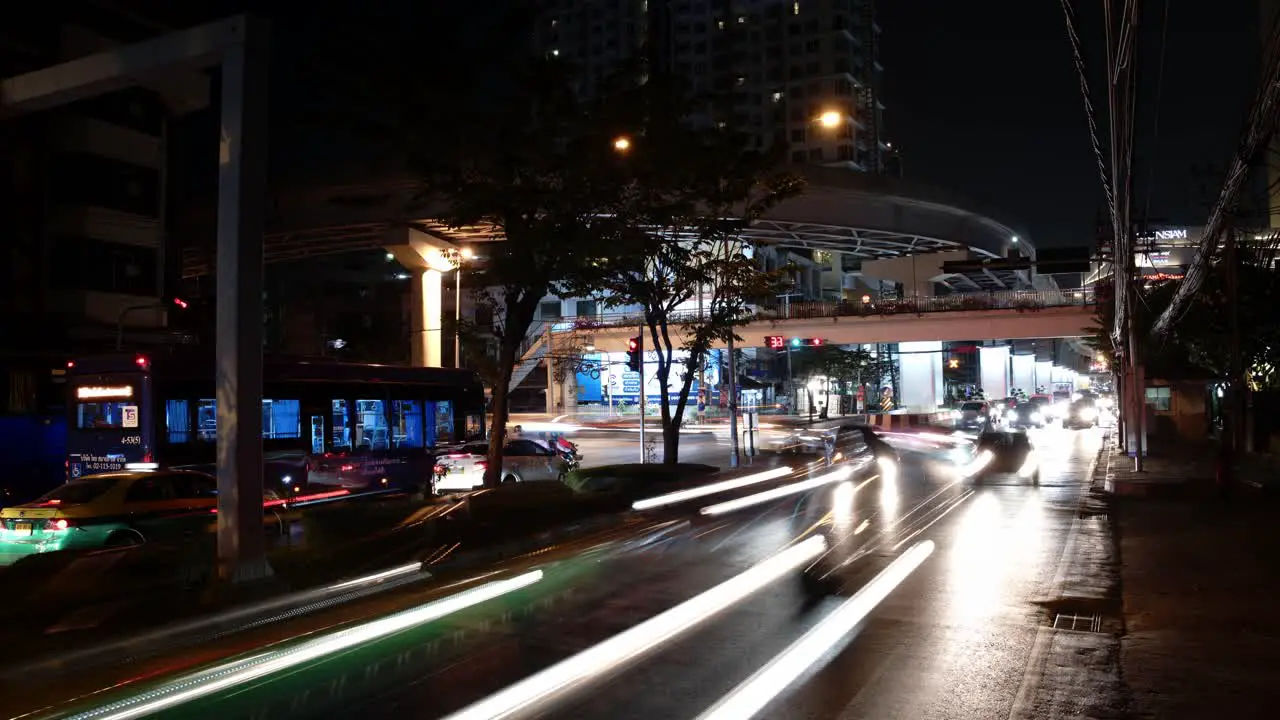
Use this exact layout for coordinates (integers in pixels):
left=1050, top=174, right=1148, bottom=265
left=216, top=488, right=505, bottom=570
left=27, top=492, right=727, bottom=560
left=613, top=136, right=632, bottom=152
left=817, top=110, right=842, bottom=129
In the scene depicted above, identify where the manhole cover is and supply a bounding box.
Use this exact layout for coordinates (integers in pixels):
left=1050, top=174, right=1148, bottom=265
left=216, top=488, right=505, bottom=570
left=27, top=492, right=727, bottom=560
left=1053, top=612, right=1103, bottom=633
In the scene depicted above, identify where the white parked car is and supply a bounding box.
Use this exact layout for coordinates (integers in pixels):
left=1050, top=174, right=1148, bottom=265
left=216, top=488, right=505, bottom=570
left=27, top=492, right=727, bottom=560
left=433, top=439, right=569, bottom=493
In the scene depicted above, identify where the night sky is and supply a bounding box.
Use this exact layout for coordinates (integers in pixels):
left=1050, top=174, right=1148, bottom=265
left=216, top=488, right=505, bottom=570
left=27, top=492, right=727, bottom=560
left=225, top=1, right=1263, bottom=252
left=879, top=0, right=1261, bottom=249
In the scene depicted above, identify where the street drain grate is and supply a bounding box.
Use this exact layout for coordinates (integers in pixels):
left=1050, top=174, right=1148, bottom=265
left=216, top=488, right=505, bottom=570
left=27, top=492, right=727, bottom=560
left=1053, top=612, right=1103, bottom=633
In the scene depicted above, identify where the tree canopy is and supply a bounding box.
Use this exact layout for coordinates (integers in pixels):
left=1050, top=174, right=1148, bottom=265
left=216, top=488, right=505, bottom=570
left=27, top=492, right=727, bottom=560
left=1089, top=238, right=1280, bottom=389
left=567, top=72, right=804, bottom=462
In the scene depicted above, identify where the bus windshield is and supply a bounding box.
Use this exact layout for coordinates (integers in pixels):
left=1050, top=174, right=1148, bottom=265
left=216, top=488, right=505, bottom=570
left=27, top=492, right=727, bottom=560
left=75, top=401, right=134, bottom=429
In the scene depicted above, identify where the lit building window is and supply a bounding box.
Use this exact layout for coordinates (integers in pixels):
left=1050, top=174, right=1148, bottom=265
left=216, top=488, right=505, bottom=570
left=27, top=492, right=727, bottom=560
left=772, top=91, right=783, bottom=102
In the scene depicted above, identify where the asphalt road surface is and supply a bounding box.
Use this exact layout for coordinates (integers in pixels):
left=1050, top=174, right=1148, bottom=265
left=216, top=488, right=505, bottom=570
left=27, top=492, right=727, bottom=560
left=573, top=428, right=742, bottom=468
left=103, top=424, right=1103, bottom=720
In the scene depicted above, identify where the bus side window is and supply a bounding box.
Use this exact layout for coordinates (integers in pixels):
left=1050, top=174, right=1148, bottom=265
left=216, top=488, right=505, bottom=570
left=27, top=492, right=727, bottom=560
left=166, top=400, right=191, bottom=443
left=196, top=399, right=217, bottom=442
left=433, top=401, right=455, bottom=445
left=263, top=399, right=302, bottom=440
left=354, top=399, right=390, bottom=451
left=391, top=400, right=424, bottom=449
left=331, top=400, right=352, bottom=450
left=196, top=398, right=302, bottom=441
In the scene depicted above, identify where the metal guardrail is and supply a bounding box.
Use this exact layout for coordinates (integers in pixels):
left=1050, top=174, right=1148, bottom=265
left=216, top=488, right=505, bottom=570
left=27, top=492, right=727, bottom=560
left=558, top=289, right=1098, bottom=332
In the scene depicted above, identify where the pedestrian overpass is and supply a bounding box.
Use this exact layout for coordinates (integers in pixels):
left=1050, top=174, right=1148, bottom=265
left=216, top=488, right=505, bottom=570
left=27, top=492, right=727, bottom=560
left=523, top=289, right=1098, bottom=413
left=562, top=291, right=1097, bottom=353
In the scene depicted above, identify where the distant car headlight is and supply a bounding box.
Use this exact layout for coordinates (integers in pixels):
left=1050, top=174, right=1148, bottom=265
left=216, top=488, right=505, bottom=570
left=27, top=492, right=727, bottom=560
left=1030, top=412, right=1043, bottom=423
left=1006, top=409, right=1018, bottom=420
left=1078, top=407, right=1098, bottom=422
left=281, top=475, right=293, bottom=485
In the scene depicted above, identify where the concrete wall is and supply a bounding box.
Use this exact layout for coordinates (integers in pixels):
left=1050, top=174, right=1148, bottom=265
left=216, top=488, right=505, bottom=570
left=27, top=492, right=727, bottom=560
left=860, top=250, right=971, bottom=297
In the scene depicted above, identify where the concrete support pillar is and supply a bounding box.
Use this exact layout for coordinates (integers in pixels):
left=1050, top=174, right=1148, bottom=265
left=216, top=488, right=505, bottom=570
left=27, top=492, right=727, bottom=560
left=899, top=340, right=943, bottom=412
left=1035, top=361, right=1054, bottom=393
left=389, top=228, right=456, bottom=368
left=214, top=22, right=270, bottom=584
left=1011, top=354, right=1035, bottom=395
left=407, top=268, right=443, bottom=368
left=979, top=345, right=1011, bottom=400
left=424, top=268, right=443, bottom=367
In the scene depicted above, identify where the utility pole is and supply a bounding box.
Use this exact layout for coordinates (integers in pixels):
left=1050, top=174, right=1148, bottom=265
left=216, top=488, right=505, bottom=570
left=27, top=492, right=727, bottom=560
left=723, top=240, right=741, bottom=468
left=1103, top=0, right=1143, bottom=470
left=727, top=334, right=740, bottom=468
left=698, top=284, right=706, bottom=421
left=544, top=325, right=555, bottom=415
left=1226, top=227, right=1244, bottom=463
left=637, top=325, right=647, bottom=463
left=786, top=342, right=794, bottom=413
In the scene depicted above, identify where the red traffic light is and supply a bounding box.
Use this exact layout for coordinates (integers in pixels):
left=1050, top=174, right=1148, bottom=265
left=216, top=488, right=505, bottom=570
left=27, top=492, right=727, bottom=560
left=627, top=337, right=640, bottom=352
left=807, top=337, right=824, bottom=347
left=171, top=297, right=189, bottom=309
left=765, top=335, right=785, bottom=349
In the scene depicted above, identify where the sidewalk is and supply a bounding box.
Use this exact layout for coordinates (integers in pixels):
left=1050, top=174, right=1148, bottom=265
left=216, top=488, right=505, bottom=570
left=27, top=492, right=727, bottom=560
left=1107, top=440, right=1280, bottom=718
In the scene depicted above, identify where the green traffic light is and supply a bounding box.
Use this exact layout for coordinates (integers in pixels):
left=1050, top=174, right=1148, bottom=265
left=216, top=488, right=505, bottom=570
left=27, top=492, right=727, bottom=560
left=790, top=338, right=801, bottom=347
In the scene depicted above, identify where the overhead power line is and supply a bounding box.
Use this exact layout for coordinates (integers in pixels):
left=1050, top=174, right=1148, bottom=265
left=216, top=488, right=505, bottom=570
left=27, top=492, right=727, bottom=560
left=1149, top=9, right=1280, bottom=337
left=1057, top=0, right=1119, bottom=240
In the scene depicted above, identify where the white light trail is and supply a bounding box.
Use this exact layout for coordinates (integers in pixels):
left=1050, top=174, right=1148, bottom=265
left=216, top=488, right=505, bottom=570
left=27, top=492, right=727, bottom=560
left=325, top=562, right=424, bottom=592
left=66, top=571, right=544, bottom=720
left=696, top=540, right=936, bottom=720
left=699, top=465, right=857, bottom=517
left=442, top=535, right=829, bottom=720
left=631, top=466, right=794, bottom=510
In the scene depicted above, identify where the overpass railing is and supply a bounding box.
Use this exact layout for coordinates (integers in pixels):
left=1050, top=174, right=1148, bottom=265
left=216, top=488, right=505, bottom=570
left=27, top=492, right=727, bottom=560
left=557, top=288, right=1098, bottom=332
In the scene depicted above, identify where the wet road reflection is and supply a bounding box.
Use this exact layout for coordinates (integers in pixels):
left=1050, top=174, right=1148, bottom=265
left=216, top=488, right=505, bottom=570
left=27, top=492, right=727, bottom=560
left=110, top=426, right=1103, bottom=720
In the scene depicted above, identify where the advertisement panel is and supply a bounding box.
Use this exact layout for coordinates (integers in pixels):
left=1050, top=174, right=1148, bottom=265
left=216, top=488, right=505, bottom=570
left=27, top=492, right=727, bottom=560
left=575, top=351, right=721, bottom=404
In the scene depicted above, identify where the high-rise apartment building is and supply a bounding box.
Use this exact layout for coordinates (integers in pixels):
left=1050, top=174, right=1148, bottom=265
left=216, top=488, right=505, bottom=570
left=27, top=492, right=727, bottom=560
left=1, top=4, right=211, bottom=413
left=535, top=0, right=890, bottom=172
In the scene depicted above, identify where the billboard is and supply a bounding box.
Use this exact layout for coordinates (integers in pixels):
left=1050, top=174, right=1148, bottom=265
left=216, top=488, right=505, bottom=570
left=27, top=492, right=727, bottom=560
left=576, top=350, right=721, bottom=404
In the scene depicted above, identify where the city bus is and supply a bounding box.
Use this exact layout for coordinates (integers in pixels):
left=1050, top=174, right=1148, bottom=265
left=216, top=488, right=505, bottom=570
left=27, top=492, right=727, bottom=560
left=65, top=352, right=486, bottom=493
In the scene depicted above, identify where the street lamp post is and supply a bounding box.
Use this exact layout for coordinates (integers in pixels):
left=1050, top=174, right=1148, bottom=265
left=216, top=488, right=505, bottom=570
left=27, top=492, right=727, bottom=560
left=449, top=247, right=474, bottom=368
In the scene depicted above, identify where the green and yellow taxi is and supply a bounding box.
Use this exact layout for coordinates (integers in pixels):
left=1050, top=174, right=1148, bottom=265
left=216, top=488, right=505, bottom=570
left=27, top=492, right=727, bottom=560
left=0, top=469, right=221, bottom=565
